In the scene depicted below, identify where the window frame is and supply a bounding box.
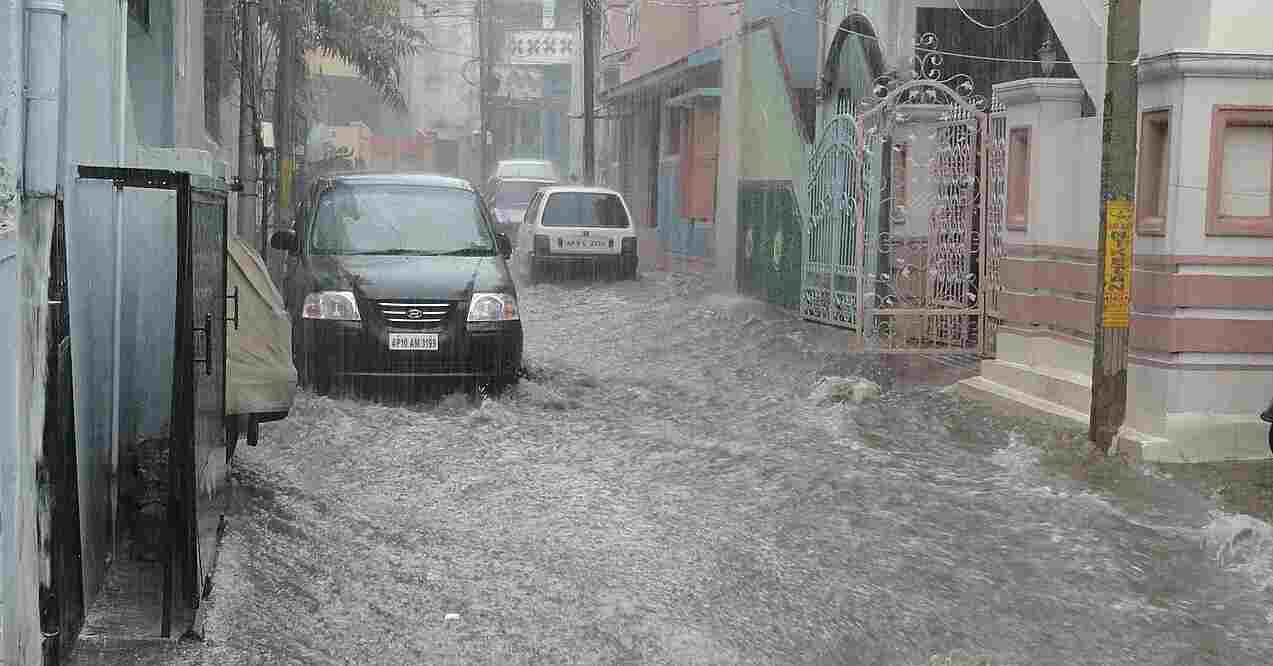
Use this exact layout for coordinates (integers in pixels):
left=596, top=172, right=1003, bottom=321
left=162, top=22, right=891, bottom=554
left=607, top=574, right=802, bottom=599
left=1136, top=108, right=1172, bottom=236
left=128, top=0, right=149, bottom=31
left=1206, top=105, right=1273, bottom=237
left=1006, top=126, right=1032, bottom=231
left=890, top=141, right=909, bottom=225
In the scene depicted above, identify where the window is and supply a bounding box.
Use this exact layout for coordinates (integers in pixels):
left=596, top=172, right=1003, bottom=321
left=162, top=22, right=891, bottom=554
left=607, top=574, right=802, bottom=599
left=310, top=186, right=494, bottom=255
left=1136, top=110, right=1171, bottom=235
left=493, top=180, right=551, bottom=209
left=891, top=142, right=909, bottom=224
left=626, top=0, right=640, bottom=41
left=1207, top=106, right=1273, bottom=236
left=1007, top=127, right=1031, bottom=230
left=541, top=192, right=631, bottom=228
left=204, top=0, right=233, bottom=141
left=665, top=107, right=684, bottom=156
left=128, top=0, right=149, bottom=30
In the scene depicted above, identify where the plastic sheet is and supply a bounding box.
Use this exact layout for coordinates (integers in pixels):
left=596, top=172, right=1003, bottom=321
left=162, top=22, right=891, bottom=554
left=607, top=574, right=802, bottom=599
left=225, top=238, right=297, bottom=416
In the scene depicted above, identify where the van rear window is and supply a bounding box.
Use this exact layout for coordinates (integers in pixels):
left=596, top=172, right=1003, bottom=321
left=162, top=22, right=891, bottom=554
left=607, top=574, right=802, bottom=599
left=541, top=192, right=630, bottom=229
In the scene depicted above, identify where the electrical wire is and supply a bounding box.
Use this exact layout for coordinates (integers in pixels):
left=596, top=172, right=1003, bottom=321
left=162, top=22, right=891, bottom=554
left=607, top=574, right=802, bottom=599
left=775, top=3, right=1134, bottom=67
left=952, top=0, right=1037, bottom=30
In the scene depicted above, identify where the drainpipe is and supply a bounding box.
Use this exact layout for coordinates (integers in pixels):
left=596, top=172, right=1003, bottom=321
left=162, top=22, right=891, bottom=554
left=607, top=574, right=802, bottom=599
left=110, top=0, right=126, bottom=565
left=23, top=0, right=65, bottom=663
left=0, top=0, right=26, bottom=662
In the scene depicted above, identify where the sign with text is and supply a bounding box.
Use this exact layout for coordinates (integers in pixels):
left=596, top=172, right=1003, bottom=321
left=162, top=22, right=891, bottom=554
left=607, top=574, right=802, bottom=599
left=505, top=30, right=575, bottom=65
left=542, top=0, right=555, bottom=28
left=1101, top=199, right=1134, bottom=328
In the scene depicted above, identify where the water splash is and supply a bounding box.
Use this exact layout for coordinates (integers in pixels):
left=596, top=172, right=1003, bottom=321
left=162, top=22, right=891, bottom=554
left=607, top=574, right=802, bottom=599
left=1202, top=512, right=1273, bottom=580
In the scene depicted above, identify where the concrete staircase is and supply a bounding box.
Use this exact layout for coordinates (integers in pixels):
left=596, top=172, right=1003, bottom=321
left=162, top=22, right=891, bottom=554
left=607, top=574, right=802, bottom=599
left=957, top=359, right=1091, bottom=429
left=956, top=359, right=1169, bottom=463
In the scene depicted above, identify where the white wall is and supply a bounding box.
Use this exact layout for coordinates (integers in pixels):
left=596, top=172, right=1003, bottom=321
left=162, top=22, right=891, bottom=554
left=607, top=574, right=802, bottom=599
left=1138, top=75, right=1273, bottom=258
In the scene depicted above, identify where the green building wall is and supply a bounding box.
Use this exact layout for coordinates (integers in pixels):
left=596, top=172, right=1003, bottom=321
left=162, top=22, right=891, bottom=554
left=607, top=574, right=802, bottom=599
left=736, top=26, right=809, bottom=310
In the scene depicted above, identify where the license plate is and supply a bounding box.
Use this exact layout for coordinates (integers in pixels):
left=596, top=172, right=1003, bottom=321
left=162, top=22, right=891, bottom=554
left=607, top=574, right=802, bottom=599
left=389, top=333, right=438, bottom=351
left=562, top=238, right=608, bottom=250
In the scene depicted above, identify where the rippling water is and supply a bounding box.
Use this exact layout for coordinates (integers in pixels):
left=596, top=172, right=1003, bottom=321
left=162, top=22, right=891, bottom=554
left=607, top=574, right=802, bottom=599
left=172, top=273, right=1273, bottom=665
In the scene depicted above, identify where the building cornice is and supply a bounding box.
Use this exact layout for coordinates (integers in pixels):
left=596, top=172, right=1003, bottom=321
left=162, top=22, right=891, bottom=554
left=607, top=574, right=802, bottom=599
left=1138, top=50, right=1273, bottom=84
left=992, top=78, right=1086, bottom=108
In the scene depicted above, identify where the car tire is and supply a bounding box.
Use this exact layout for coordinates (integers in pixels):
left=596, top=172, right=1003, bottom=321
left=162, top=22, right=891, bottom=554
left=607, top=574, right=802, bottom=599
left=299, top=354, right=333, bottom=395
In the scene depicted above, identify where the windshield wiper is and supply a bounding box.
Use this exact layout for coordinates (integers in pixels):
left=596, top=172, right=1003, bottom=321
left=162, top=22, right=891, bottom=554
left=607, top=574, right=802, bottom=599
left=355, top=249, right=428, bottom=256
left=431, top=247, right=495, bottom=256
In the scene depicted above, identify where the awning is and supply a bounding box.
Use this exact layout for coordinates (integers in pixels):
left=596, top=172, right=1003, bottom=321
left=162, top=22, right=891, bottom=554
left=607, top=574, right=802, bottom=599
left=665, top=88, right=722, bottom=108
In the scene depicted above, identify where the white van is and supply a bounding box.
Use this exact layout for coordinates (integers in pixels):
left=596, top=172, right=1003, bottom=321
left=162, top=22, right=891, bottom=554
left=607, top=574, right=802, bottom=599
left=516, top=186, right=638, bottom=282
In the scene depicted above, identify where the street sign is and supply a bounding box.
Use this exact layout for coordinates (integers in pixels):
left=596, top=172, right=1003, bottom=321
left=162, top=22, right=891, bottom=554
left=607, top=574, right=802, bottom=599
left=1101, top=199, right=1134, bottom=328
left=505, top=30, right=575, bottom=65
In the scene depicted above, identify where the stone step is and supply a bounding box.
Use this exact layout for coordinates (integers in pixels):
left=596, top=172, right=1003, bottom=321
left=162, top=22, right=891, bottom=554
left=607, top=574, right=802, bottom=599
left=981, top=359, right=1092, bottom=415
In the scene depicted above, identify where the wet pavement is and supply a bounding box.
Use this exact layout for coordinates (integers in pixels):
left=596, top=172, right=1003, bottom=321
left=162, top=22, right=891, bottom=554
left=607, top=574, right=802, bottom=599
left=104, top=272, right=1273, bottom=665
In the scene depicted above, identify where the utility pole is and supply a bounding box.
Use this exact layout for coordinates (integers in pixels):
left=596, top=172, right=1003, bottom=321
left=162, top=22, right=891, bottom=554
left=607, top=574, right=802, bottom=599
left=275, top=2, right=295, bottom=239
left=1089, top=0, right=1140, bottom=454
left=477, top=0, right=491, bottom=182
left=237, top=0, right=259, bottom=241
left=581, top=0, right=596, bottom=184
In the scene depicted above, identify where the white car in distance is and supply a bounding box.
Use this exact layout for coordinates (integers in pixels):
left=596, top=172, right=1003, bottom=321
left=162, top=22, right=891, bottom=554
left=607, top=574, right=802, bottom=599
left=516, top=186, right=638, bottom=282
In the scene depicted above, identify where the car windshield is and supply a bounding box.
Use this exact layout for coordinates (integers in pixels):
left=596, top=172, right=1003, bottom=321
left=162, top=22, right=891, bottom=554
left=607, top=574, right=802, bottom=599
left=309, top=185, right=494, bottom=256
left=541, top=192, right=630, bottom=228
left=496, top=162, right=557, bottom=180
left=494, top=181, right=550, bottom=209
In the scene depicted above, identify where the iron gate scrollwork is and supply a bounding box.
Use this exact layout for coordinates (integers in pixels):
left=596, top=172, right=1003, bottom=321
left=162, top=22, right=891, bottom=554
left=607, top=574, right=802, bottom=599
left=804, top=33, right=1005, bottom=354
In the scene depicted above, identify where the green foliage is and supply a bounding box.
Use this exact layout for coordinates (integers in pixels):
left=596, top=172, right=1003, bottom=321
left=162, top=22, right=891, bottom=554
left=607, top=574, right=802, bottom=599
left=266, top=0, right=433, bottom=112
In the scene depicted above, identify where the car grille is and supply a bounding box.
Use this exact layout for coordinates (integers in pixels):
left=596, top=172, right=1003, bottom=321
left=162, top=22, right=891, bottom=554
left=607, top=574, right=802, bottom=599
left=375, top=300, right=453, bottom=329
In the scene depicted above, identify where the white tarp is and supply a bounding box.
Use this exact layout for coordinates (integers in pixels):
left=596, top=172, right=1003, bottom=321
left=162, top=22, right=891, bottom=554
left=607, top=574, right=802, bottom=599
left=225, top=238, right=297, bottom=415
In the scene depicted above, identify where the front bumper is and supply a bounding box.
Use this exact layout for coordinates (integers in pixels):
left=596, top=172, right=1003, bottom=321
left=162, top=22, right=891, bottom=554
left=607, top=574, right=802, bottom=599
left=300, top=319, right=523, bottom=379
left=532, top=251, right=637, bottom=270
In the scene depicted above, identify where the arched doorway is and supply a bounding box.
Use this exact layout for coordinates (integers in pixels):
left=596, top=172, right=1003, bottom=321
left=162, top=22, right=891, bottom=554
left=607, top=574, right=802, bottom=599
left=806, top=20, right=1001, bottom=353
left=802, top=14, right=887, bottom=330
left=820, top=13, right=885, bottom=120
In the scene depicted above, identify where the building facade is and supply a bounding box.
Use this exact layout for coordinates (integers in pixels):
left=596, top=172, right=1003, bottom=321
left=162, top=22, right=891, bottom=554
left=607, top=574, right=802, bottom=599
left=963, top=0, right=1273, bottom=463
left=3, top=0, right=249, bottom=659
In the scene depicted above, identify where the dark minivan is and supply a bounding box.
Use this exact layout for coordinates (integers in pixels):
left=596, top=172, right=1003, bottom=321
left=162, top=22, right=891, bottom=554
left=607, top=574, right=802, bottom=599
left=271, top=173, right=522, bottom=393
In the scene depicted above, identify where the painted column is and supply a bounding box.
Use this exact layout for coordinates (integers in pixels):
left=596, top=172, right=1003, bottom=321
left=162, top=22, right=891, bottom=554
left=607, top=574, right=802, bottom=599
left=0, top=0, right=27, bottom=657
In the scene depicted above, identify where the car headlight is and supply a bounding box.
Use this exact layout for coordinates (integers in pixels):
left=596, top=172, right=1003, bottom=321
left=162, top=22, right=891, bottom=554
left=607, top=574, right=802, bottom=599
left=467, top=292, right=519, bottom=322
left=302, top=291, right=361, bottom=321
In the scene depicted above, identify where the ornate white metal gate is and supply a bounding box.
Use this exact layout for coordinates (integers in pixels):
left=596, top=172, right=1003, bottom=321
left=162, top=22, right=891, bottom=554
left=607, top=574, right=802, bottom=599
left=803, top=39, right=1007, bottom=355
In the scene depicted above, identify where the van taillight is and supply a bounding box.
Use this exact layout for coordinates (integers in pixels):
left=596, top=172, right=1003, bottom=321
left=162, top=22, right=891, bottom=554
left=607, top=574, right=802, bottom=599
left=621, top=237, right=637, bottom=254
left=533, top=234, right=550, bottom=254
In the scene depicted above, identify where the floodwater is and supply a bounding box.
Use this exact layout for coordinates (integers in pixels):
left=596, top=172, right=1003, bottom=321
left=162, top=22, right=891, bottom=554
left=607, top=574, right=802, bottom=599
left=169, top=272, right=1273, bottom=665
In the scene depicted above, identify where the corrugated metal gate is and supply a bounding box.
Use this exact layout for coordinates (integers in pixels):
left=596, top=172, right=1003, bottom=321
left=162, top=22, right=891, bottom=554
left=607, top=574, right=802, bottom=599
left=76, top=167, right=229, bottom=637
left=803, top=73, right=1006, bottom=355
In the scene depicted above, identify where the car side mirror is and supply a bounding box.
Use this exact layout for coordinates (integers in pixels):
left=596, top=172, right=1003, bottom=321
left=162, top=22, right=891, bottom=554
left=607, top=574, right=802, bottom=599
left=270, top=230, right=298, bottom=254
left=495, top=233, right=512, bottom=258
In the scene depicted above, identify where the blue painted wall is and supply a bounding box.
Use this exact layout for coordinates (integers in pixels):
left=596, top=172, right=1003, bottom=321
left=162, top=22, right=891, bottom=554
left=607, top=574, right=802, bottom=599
left=62, top=0, right=131, bottom=606
left=125, top=0, right=175, bottom=147
left=656, top=161, right=711, bottom=259
left=743, top=0, right=818, bottom=89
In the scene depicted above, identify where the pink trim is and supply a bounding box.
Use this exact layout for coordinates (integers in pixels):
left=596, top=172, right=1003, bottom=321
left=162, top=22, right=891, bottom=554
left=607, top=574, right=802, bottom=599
left=996, top=325, right=1273, bottom=370
left=1132, top=317, right=1273, bottom=354
left=1005, top=244, right=1273, bottom=269
left=999, top=291, right=1273, bottom=353
left=1136, top=109, right=1171, bottom=236
left=1007, top=127, right=1031, bottom=231
left=1002, top=257, right=1273, bottom=307
left=1206, top=105, right=1273, bottom=237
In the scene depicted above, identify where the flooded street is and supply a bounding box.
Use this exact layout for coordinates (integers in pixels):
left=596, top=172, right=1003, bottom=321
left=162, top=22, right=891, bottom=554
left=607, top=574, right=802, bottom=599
left=174, top=273, right=1273, bottom=665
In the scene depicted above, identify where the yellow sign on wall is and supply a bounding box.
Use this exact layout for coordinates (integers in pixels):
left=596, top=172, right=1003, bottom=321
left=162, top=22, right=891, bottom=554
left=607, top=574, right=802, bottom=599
left=1102, top=200, right=1134, bottom=328
left=279, top=159, right=295, bottom=214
